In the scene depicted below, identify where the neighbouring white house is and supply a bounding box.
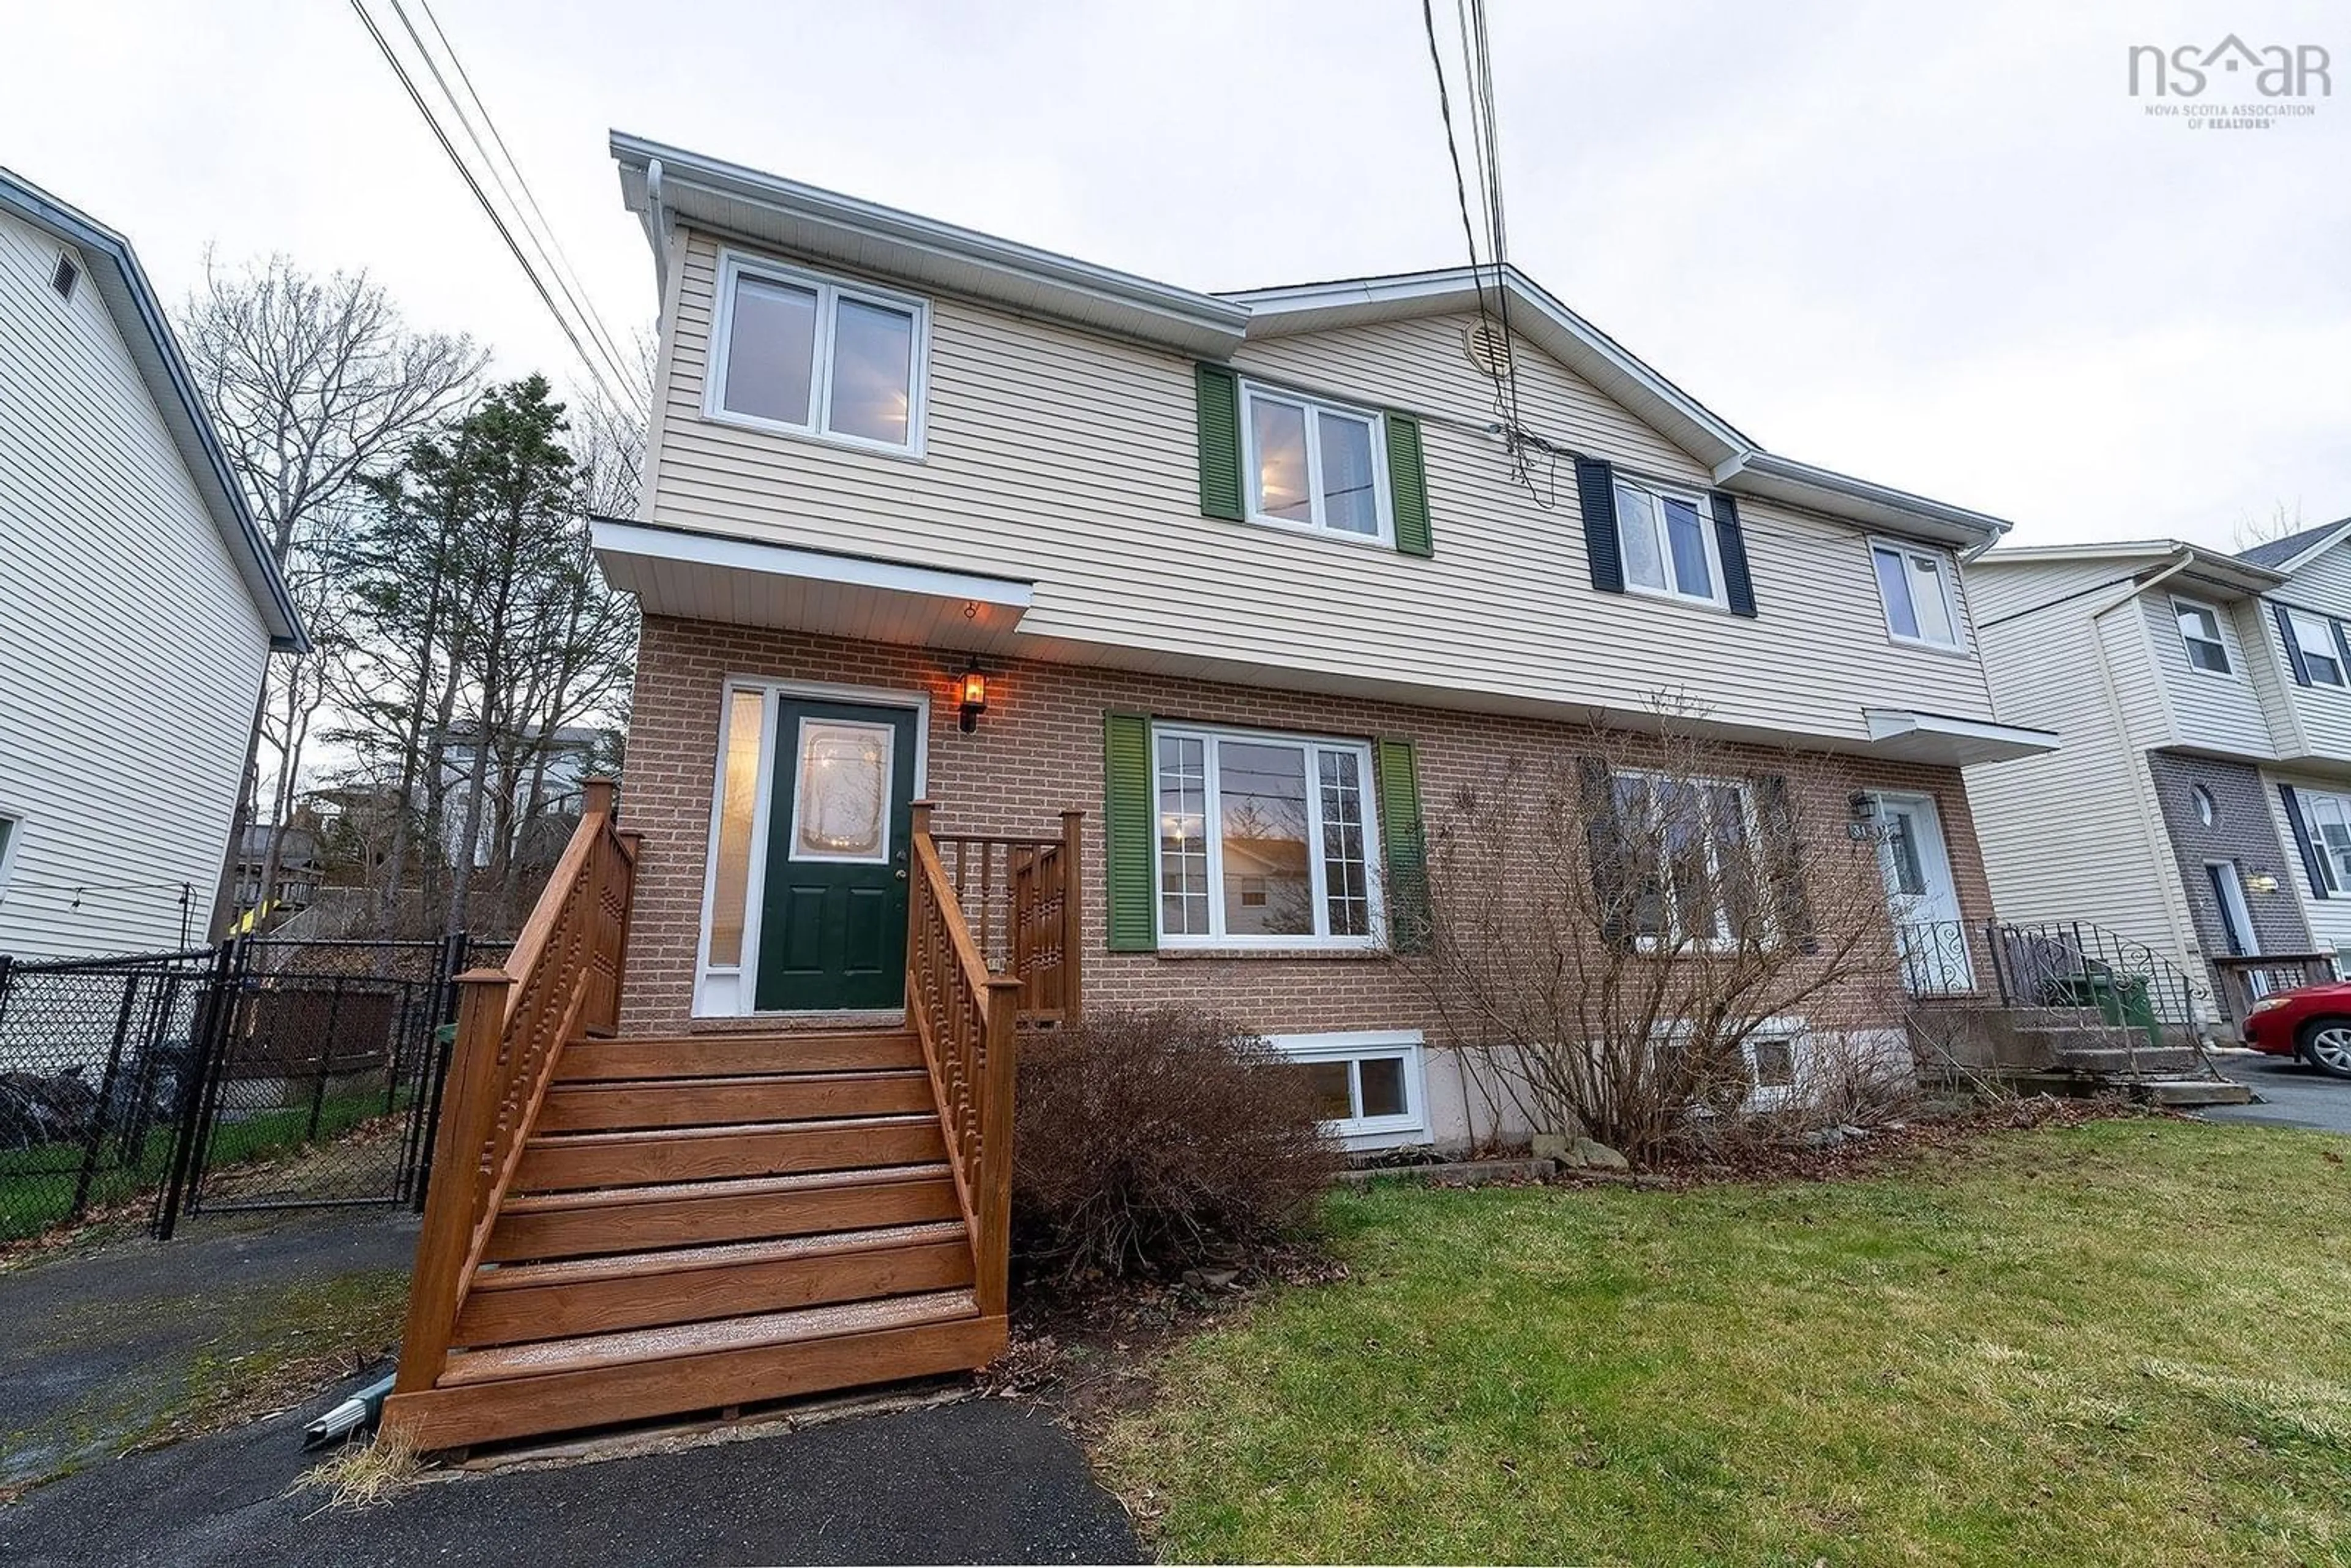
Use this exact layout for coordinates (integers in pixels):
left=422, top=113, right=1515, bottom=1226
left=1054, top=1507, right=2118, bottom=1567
left=1965, top=528, right=2351, bottom=1037
left=0, top=168, right=305, bottom=959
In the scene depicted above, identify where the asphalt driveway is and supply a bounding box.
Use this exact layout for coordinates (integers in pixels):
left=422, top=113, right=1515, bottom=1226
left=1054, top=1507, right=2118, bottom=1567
left=0, top=1370, right=1139, bottom=1567
left=2204, top=1049, right=2351, bottom=1134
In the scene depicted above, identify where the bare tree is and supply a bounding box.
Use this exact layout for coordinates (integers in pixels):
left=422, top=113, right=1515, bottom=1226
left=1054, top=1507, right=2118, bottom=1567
left=1402, top=700, right=1912, bottom=1164
left=2232, top=500, right=2310, bottom=552
left=179, top=254, right=484, bottom=936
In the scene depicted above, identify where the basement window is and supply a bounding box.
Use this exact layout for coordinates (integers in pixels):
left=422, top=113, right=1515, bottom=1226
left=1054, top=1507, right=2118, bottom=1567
left=51, top=253, right=78, bottom=301
left=1267, top=1030, right=1430, bottom=1149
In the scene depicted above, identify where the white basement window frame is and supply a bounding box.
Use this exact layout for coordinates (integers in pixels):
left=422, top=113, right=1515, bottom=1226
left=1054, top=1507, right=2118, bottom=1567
left=1652, top=1015, right=1814, bottom=1114
left=705, top=249, right=931, bottom=459
left=2171, top=595, right=2234, bottom=676
left=0, top=809, right=22, bottom=903
left=1869, top=538, right=1965, bottom=650
left=1152, top=722, right=1384, bottom=951
left=1267, top=1030, right=1430, bottom=1149
left=1237, top=380, right=1395, bottom=545
left=2286, top=609, right=2347, bottom=687
left=1613, top=475, right=1726, bottom=607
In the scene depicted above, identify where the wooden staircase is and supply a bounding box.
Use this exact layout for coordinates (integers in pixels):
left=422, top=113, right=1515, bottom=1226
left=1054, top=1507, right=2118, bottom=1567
left=379, top=787, right=1081, bottom=1452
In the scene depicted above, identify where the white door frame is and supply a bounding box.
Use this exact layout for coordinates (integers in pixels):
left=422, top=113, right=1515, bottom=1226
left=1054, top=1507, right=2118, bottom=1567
left=2204, top=860, right=2261, bottom=960
left=692, top=675, right=932, bottom=1017
left=1873, top=789, right=1973, bottom=992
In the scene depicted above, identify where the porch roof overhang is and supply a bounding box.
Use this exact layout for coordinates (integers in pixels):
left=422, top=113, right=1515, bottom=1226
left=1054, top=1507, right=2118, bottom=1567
left=1862, top=708, right=2060, bottom=767
left=592, top=518, right=1035, bottom=655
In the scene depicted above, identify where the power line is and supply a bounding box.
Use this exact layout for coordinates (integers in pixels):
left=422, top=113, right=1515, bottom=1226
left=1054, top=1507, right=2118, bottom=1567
left=346, top=0, right=634, bottom=413
left=400, top=0, right=642, bottom=401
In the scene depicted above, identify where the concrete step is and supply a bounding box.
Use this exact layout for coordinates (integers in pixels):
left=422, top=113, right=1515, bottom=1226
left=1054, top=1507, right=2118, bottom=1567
left=2137, top=1079, right=2255, bottom=1107
left=2052, top=1046, right=2202, bottom=1075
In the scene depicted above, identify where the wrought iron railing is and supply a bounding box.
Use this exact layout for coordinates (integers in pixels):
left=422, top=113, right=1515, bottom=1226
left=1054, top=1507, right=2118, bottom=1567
left=1985, top=920, right=2203, bottom=1029
left=1893, top=919, right=1982, bottom=997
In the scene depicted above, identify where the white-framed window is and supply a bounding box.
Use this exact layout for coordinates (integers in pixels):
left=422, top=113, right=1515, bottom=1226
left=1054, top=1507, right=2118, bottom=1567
left=1239, top=381, right=1392, bottom=544
left=1267, top=1030, right=1429, bottom=1149
left=2286, top=609, right=2346, bottom=687
left=1870, top=539, right=1964, bottom=649
left=706, top=250, right=930, bottom=457
left=1651, top=1015, right=1813, bottom=1112
left=1614, top=477, right=1724, bottom=606
left=2300, top=789, right=2351, bottom=896
left=0, top=811, right=21, bottom=902
left=2172, top=596, right=2233, bottom=675
left=1153, top=724, right=1382, bottom=949
left=1611, top=770, right=1764, bottom=948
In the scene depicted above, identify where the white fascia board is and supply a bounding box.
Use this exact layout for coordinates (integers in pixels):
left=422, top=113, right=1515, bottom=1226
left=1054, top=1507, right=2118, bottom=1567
left=1975, top=541, right=2285, bottom=598
left=591, top=517, right=1036, bottom=610
left=1715, top=452, right=2010, bottom=553
left=1229, top=264, right=1755, bottom=470
left=611, top=132, right=1248, bottom=359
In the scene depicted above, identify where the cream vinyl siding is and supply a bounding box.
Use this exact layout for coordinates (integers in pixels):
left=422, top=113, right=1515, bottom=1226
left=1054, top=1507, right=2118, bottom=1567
left=0, top=206, right=271, bottom=957
left=648, top=228, right=1998, bottom=745
left=1963, top=560, right=2189, bottom=961
left=2142, top=592, right=2273, bottom=759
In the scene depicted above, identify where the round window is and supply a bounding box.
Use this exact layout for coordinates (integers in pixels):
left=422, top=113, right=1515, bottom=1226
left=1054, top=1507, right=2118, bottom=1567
left=2192, top=785, right=2217, bottom=827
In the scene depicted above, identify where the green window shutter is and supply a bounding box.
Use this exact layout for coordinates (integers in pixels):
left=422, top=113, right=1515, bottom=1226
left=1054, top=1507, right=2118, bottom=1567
left=1385, top=411, right=1433, bottom=557
left=1103, top=712, right=1157, bottom=951
left=1194, top=363, right=1243, bottom=521
left=1375, top=738, right=1430, bottom=954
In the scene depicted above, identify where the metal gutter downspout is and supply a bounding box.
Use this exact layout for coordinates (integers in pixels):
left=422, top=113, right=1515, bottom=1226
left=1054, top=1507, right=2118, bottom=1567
left=643, top=157, right=669, bottom=304
left=2085, top=548, right=2206, bottom=1021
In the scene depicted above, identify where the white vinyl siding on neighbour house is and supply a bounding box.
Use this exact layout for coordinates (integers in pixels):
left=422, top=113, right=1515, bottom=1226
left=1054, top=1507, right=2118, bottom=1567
left=1963, top=563, right=2195, bottom=969
left=2140, top=593, right=2274, bottom=762
left=2262, top=770, right=2351, bottom=959
left=0, top=207, right=271, bottom=958
left=646, top=230, right=2001, bottom=746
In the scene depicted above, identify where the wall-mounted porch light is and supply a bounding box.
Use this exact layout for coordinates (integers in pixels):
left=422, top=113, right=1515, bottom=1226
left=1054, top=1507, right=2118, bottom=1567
left=957, top=658, right=989, bottom=733
left=2246, top=871, right=2281, bottom=895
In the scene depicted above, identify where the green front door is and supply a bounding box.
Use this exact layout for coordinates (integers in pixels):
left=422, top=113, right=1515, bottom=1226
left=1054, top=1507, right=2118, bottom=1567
left=753, top=699, right=920, bottom=1011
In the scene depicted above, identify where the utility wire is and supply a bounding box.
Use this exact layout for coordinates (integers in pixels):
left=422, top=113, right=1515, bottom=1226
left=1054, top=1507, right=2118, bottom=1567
left=347, top=0, right=634, bottom=412
left=402, top=0, right=642, bottom=403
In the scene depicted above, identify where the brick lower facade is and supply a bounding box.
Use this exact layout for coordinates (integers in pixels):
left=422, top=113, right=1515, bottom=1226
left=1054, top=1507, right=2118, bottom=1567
left=618, top=617, right=1997, bottom=1090
left=2145, top=750, right=2314, bottom=971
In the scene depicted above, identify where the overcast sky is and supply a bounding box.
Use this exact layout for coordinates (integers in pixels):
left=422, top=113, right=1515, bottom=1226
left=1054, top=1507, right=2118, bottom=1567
left=6, top=0, right=2346, bottom=549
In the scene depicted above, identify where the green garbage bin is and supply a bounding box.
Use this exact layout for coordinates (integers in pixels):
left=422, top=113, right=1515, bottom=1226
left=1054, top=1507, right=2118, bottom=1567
left=2054, top=972, right=2160, bottom=1047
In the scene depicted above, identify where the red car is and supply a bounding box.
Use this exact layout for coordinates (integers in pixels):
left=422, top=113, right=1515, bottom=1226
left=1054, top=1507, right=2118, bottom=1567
left=2241, top=981, right=2351, bottom=1079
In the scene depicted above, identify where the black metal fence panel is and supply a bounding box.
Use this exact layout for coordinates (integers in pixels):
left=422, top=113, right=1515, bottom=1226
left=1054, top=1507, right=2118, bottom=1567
left=0, top=947, right=221, bottom=1244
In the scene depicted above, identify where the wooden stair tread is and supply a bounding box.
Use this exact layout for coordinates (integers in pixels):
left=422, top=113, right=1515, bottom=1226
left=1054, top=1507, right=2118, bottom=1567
left=473, top=1220, right=970, bottom=1291
left=558, top=1032, right=921, bottom=1081
left=440, top=1288, right=980, bottom=1386
left=537, top=1072, right=937, bottom=1133
left=525, top=1112, right=936, bottom=1149
left=500, top=1161, right=953, bottom=1215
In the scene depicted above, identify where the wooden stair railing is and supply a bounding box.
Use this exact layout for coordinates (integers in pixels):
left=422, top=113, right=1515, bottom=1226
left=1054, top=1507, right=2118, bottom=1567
left=931, top=809, right=1084, bottom=1026
left=393, top=779, right=639, bottom=1401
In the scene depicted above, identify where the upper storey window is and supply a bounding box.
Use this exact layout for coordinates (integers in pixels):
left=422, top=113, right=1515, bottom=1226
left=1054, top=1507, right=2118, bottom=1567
left=1871, top=540, right=1963, bottom=650
left=1613, top=478, right=1723, bottom=607
left=2172, top=596, right=2233, bottom=675
left=1240, top=382, right=1392, bottom=543
left=708, top=252, right=929, bottom=456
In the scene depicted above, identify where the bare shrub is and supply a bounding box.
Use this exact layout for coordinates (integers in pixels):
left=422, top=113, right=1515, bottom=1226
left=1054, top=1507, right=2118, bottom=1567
left=1012, top=1007, right=1343, bottom=1284
left=1402, top=700, right=1919, bottom=1165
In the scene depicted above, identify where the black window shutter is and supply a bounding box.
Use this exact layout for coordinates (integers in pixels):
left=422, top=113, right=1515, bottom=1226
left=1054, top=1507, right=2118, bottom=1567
left=1757, top=774, right=1818, bottom=954
left=1194, top=363, right=1243, bottom=521
left=1709, top=493, right=1757, bottom=617
left=2276, top=602, right=2312, bottom=686
left=2281, top=784, right=2330, bottom=896
left=1577, top=757, right=1633, bottom=945
left=1573, top=456, right=1622, bottom=594
left=2330, top=618, right=2351, bottom=681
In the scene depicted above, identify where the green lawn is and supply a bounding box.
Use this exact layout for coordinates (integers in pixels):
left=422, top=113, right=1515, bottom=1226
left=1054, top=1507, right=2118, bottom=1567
left=1104, top=1120, right=2351, bottom=1567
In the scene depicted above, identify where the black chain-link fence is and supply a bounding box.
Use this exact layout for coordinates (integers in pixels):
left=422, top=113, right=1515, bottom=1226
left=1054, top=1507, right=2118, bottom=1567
left=0, top=947, right=222, bottom=1244
left=0, top=934, right=514, bottom=1244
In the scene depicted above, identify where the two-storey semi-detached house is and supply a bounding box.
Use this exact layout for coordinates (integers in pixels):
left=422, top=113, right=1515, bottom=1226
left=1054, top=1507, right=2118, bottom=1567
left=0, top=170, right=305, bottom=958
left=375, top=131, right=2071, bottom=1454
left=1965, top=527, right=2351, bottom=1055
left=597, top=132, right=2056, bottom=1149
